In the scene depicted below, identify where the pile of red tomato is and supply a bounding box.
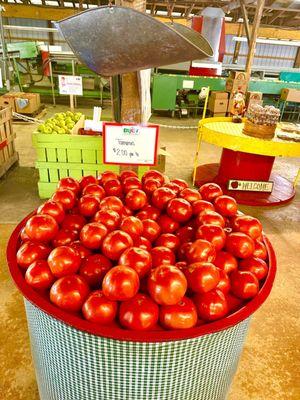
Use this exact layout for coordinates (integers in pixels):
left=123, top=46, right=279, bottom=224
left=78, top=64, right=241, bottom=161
left=16, top=170, right=269, bottom=331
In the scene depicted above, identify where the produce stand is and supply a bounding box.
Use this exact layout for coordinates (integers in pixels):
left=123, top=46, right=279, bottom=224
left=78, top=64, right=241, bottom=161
left=193, top=117, right=300, bottom=206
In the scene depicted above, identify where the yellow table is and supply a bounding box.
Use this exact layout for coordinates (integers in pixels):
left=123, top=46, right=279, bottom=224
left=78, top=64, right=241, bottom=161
left=193, top=117, right=300, bottom=206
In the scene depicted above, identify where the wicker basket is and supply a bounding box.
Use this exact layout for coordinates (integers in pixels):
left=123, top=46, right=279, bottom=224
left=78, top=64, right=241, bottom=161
left=7, top=214, right=276, bottom=400
left=243, top=120, right=276, bottom=140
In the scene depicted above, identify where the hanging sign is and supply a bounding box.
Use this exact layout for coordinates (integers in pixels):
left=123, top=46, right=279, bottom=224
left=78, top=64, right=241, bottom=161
left=103, top=123, right=159, bottom=166
left=58, top=75, right=83, bottom=96
left=228, top=179, right=273, bottom=193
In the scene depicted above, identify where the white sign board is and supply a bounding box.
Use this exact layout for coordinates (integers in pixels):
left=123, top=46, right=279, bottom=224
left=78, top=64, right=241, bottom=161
left=183, top=80, right=194, bottom=89
left=228, top=179, right=273, bottom=193
left=103, top=123, right=159, bottom=166
left=59, top=75, right=83, bottom=96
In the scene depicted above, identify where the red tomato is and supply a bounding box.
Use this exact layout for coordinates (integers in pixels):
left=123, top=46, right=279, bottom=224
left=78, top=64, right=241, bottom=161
left=230, top=270, right=259, bottom=299
left=100, top=171, right=119, bottom=185
left=199, top=183, right=223, bottom=202
left=82, top=290, right=118, bottom=324
left=119, top=170, right=138, bottom=182
left=232, top=215, right=263, bottom=240
left=239, top=257, right=268, bottom=280
left=157, top=214, right=179, bottom=234
left=142, top=219, right=161, bottom=242
left=133, top=236, right=152, bottom=252
left=142, top=170, right=165, bottom=185
left=195, top=210, right=225, bottom=228
left=79, top=254, right=112, bottom=287
left=192, top=200, right=215, bottom=216
left=151, top=187, right=176, bottom=209
left=216, top=270, right=230, bottom=294
left=25, top=214, right=59, bottom=243
left=69, top=241, right=92, bottom=259
left=120, top=216, right=143, bottom=238
left=176, top=226, right=195, bottom=243
left=57, top=177, right=80, bottom=195
left=119, top=247, right=152, bottom=277
left=48, top=245, right=81, bottom=278
left=25, top=260, right=55, bottom=290
left=147, top=265, right=187, bottom=305
left=20, top=227, right=30, bottom=242
left=214, top=195, right=237, bottom=217
left=102, top=265, right=139, bottom=301
left=159, top=297, right=197, bottom=330
left=166, top=198, right=193, bottom=223
left=79, top=175, right=97, bottom=190
left=177, top=242, right=192, bottom=261
left=151, top=246, right=176, bottom=268
left=194, top=289, right=228, bottom=321
left=214, top=251, right=238, bottom=274
left=17, top=241, right=51, bottom=269
left=52, top=189, right=76, bottom=211
left=225, top=232, right=255, bottom=259
left=80, top=222, right=108, bottom=249
left=52, top=229, right=77, bottom=247
left=50, top=275, right=90, bottom=312
left=226, top=293, right=244, bottom=313
left=155, top=233, right=180, bottom=251
left=175, top=261, right=188, bottom=270
left=82, top=184, right=105, bottom=200
left=94, top=209, right=121, bottom=231
left=102, top=230, right=133, bottom=260
left=119, top=293, right=159, bottom=331
left=143, top=179, right=162, bottom=195
left=186, top=239, right=216, bottom=264
left=37, top=200, right=65, bottom=224
left=179, top=188, right=201, bottom=203
left=121, top=206, right=133, bottom=217
left=136, top=204, right=161, bottom=221
left=103, top=178, right=123, bottom=197
left=100, top=196, right=123, bottom=214
left=253, top=240, right=267, bottom=260
left=125, top=189, right=147, bottom=210
left=171, top=178, right=188, bottom=191
left=78, top=195, right=100, bottom=217
left=184, top=262, right=220, bottom=293
left=122, top=176, right=142, bottom=193
left=164, top=182, right=181, bottom=194
left=61, top=214, right=86, bottom=232
left=196, top=225, right=226, bottom=251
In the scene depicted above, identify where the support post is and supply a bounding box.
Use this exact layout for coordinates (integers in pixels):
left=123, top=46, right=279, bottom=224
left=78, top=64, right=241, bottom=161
left=0, top=6, right=10, bottom=91
left=239, top=0, right=251, bottom=44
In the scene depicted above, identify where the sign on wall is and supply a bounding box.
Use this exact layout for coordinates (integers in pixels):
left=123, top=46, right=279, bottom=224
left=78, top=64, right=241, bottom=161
left=58, top=75, right=83, bottom=96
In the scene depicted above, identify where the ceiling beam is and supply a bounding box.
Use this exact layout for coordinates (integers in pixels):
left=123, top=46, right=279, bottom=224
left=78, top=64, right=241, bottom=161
left=239, top=0, right=251, bottom=43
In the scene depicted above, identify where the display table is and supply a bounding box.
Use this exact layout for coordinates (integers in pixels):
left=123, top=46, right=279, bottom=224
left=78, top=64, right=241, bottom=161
left=193, top=117, right=300, bottom=206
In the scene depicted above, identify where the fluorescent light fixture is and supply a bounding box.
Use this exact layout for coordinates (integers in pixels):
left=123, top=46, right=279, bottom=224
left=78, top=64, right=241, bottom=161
left=232, top=36, right=300, bottom=46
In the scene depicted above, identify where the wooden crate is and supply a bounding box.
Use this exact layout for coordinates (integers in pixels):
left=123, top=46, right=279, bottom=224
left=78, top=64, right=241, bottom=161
left=0, top=107, right=18, bottom=178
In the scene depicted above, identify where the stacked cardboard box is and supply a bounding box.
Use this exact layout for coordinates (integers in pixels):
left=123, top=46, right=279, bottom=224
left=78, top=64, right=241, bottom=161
left=0, top=92, right=41, bottom=114
left=208, top=91, right=228, bottom=117
left=226, top=71, right=248, bottom=114
left=246, top=91, right=263, bottom=112
left=280, top=88, right=300, bottom=102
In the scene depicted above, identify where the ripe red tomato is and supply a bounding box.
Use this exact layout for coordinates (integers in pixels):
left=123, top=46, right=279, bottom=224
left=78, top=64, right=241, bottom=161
left=79, top=254, right=112, bottom=287
left=226, top=293, right=244, bottom=313
left=102, top=265, right=140, bottom=301
left=184, top=262, right=220, bottom=293
left=82, top=184, right=105, bottom=200
left=120, top=216, right=143, bottom=238
left=100, top=171, right=119, bottom=185
left=25, top=260, right=55, bottom=290
left=199, top=183, right=223, bottom=202
left=179, top=188, right=201, bottom=203
left=133, top=236, right=152, bottom=252
left=80, top=222, right=108, bottom=250
left=177, top=242, right=192, bottom=261
left=142, top=170, right=165, bottom=185
left=37, top=200, right=65, bottom=224
left=119, top=293, right=159, bottom=330
left=69, top=241, right=92, bottom=259
left=119, top=247, right=152, bottom=277
left=20, top=227, right=30, bottom=242
left=216, top=270, right=230, bottom=294
left=155, top=233, right=180, bottom=251
left=148, top=265, right=187, bottom=305
left=230, top=270, right=259, bottom=299
left=253, top=240, right=267, bottom=260
left=163, top=182, right=181, bottom=194
left=142, top=219, right=161, bottom=242
left=122, top=176, right=142, bottom=193
left=79, top=175, right=97, bottom=190
left=239, top=257, right=268, bottom=280
left=61, top=214, right=86, bottom=232
left=52, top=229, right=78, bottom=247
left=171, top=178, right=188, bottom=191
left=50, top=275, right=90, bottom=312
left=166, top=198, right=193, bottom=223
left=119, top=170, right=138, bottom=182
left=102, top=230, right=133, bottom=260
left=52, top=189, right=76, bottom=210
left=176, top=226, right=195, bottom=243
left=232, top=215, right=263, bottom=240
left=151, top=187, right=176, bottom=209
left=94, top=209, right=120, bottom=231
left=192, top=200, right=215, bottom=216
left=100, top=196, right=123, bottom=214
left=57, top=177, right=80, bottom=195
left=194, top=289, right=228, bottom=321
left=25, top=214, right=59, bottom=243
left=195, top=210, right=225, bottom=228
left=151, top=246, right=176, bottom=268
left=186, top=239, right=216, bottom=264
left=136, top=204, right=161, bottom=221
left=196, top=225, right=226, bottom=251
left=214, top=251, right=238, bottom=274
left=143, top=179, right=162, bottom=195
left=78, top=195, right=100, bottom=217
left=225, top=232, right=255, bottom=259
left=103, top=178, right=123, bottom=197
left=125, top=189, right=147, bottom=210
left=48, top=245, right=81, bottom=278
left=82, top=290, right=118, bottom=324
left=17, top=241, right=51, bottom=269
left=175, top=261, right=187, bottom=270
left=157, top=214, right=179, bottom=234
left=159, top=297, right=197, bottom=329
left=214, top=195, right=237, bottom=217
left=121, top=206, right=133, bottom=218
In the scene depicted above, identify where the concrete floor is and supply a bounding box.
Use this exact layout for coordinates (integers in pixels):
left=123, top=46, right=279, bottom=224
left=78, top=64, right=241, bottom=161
left=0, top=104, right=299, bottom=399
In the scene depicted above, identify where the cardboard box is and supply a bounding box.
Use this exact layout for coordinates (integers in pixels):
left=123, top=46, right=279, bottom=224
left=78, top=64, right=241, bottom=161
left=228, top=71, right=247, bottom=81
left=246, top=91, right=262, bottom=102
left=227, top=93, right=236, bottom=113
left=208, top=97, right=228, bottom=113
left=280, top=88, right=300, bottom=103
left=210, top=91, right=229, bottom=100
left=246, top=99, right=263, bottom=112
left=83, top=78, right=95, bottom=90
left=0, top=95, right=16, bottom=112
left=226, top=78, right=247, bottom=93
left=15, top=93, right=41, bottom=114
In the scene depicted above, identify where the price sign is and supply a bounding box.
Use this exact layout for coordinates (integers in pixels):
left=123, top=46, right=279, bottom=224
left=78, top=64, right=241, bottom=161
left=103, top=123, right=159, bottom=166
left=228, top=180, right=273, bottom=193
left=58, top=75, right=83, bottom=96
